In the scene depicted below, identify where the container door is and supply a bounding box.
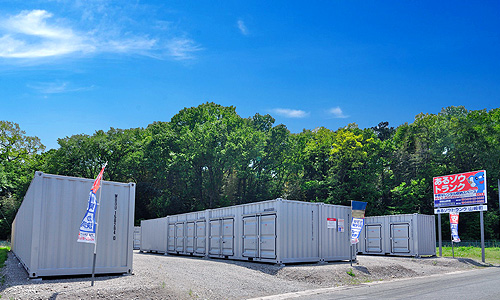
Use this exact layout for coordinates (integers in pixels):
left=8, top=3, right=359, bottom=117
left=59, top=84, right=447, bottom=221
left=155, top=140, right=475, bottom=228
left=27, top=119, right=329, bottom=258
left=167, top=224, right=175, bottom=252
left=176, top=222, right=184, bottom=252
left=186, top=222, right=195, bottom=253
left=259, top=214, right=276, bottom=259
left=222, top=218, right=234, bottom=256
left=209, top=219, right=221, bottom=255
left=365, top=224, right=382, bottom=253
left=195, top=220, right=206, bottom=254
left=243, top=216, right=258, bottom=258
left=391, top=223, right=410, bottom=253
left=133, top=227, right=141, bottom=249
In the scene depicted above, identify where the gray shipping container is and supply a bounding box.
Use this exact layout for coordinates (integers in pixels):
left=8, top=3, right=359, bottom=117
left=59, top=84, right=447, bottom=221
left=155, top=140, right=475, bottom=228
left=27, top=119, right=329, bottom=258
left=11, top=172, right=136, bottom=278
left=159, top=199, right=353, bottom=264
left=140, top=217, right=168, bottom=253
left=167, top=211, right=207, bottom=256
left=358, top=214, right=436, bottom=257
left=133, top=226, right=141, bottom=250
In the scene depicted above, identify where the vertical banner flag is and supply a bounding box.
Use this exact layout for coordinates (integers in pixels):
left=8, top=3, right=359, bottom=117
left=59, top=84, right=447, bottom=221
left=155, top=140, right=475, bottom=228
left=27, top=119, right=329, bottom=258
left=78, top=163, right=107, bottom=243
left=449, top=213, right=460, bottom=243
left=350, top=201, right=367, bottom=244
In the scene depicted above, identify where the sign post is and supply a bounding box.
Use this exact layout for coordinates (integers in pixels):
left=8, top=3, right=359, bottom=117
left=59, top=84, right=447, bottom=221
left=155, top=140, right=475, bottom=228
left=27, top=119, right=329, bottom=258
left=449, top=213, right=460, bottom=258
left=480, top=211, right=485, bottom=262
left=438, top=214, right=442, bottom=257
left=433, top=170, right=487, bottom=261
left=77, top=163, right=107, bottom=286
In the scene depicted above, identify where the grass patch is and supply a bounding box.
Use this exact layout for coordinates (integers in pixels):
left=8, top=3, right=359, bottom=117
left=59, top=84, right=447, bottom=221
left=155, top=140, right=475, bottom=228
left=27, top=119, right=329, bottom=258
left=0, top=246, right=10, bottom=268
left=346, top=268, right=356, bottom=277
left=438, top=246, right=500, bottom=265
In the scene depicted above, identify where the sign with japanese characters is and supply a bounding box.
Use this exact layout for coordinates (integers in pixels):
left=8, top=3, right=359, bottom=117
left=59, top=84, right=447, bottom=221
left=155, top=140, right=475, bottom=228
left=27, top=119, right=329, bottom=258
left=78, top=163, right=107, bottom=243
left=338, top=219, right=345, bottom=232
left=350, top=218, right=364, bottom=244
left=449, top=213, right=460, bottom=242
left=433, top=170, right=487, bottom=208
left=434, top=205, right=487, bottom=214
left=327, top=218, right=337, bottom=229
left=350, top=201, right=367, bottom=244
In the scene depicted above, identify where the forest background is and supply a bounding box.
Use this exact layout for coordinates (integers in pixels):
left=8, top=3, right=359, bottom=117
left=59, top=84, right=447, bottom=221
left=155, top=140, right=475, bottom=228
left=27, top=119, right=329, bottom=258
left=1, top=103, right=499, bottom=241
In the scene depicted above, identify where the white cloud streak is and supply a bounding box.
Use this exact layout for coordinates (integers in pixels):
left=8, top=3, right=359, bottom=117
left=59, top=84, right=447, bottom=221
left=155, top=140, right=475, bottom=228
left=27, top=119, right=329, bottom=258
left=271, top=108, right=309, bottom=118
left=166, top=38, right=203, bottom=60
left=0, top=10, right=88, bottom=58
left=0, top=9, right=201, bottom=61
left=27, top=81, right=95, bottom=94
left=328, top=107, right=349, bottom=118
left=237, top=19, right=248, bottom=35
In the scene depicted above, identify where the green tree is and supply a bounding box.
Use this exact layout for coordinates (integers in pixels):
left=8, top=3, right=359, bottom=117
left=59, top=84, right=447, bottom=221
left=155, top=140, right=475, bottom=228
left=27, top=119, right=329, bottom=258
left=170, top=102, right=248, bottom=209
left=42, top=127, right=150, bottom=223
left=297, top=124, right=384, bottom=213
left=391, top=107, right=500, bottom=238
left=0, top=121, right=45, bottom=239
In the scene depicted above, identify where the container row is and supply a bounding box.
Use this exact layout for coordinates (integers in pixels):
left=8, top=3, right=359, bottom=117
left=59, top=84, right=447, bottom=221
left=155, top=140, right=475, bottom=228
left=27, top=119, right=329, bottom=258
left=141, top=199, right=355, bottom=264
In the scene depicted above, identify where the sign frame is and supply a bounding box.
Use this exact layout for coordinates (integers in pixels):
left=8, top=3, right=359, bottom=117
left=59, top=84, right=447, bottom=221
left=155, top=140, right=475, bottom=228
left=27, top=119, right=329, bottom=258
left=433, top=170, right=487, bottom=208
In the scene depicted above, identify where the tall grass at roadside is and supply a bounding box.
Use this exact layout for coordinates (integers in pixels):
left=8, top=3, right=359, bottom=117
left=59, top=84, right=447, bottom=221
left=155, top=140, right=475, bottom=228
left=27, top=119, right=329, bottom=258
left=0, top=246, right=10, bottom=268
left=438, top=246, right=500, bottom=265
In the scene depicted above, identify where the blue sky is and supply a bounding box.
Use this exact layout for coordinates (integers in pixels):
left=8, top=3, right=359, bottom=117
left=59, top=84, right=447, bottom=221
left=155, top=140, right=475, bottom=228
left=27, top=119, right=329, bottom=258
left=1, top=1, right=499, bottom=150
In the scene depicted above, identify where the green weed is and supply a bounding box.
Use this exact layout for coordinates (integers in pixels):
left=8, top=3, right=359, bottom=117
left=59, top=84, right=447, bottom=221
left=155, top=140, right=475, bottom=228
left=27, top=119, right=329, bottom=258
left=0, top=247, right=10, bottom=268
left=346, top=268, right=355, bottom=277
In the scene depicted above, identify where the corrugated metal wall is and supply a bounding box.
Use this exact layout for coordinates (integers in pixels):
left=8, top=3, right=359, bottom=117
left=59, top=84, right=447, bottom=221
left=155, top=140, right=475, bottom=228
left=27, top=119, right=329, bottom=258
left=11, top=172, right=135, bottom=278
left=277, top=200, right=320, bottom=263
left=416, top=214, right=437, bottom=256
left=359, top=214, right=436, bottom=257
left=142, top=199, right=353, bottom=264
left=167, top=211, right=207, bottom=256
left=140, top=217, right=168, bottom=253
left=319, top=204, right=352, bottom=261
left=11, top=176, right=37, bottom=272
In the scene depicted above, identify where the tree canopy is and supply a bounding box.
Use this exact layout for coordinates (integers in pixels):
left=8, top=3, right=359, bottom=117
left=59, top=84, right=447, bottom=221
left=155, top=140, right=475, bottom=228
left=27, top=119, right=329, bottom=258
left=1, top=104, right=499, bottom=240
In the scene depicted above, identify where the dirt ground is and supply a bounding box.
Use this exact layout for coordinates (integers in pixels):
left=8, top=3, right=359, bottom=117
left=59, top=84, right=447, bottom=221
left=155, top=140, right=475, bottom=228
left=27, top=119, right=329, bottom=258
left=0, top=250, right=491, bottom=300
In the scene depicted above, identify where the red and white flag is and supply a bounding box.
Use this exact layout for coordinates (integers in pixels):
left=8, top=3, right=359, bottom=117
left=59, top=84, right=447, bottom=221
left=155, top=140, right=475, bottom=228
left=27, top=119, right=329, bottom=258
left=78, top=163, right=107, bottom=243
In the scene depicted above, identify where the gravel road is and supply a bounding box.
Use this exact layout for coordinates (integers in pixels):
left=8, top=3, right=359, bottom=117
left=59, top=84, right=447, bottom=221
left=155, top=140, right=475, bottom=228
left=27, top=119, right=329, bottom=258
left=0, top=250, right=489, bottom=300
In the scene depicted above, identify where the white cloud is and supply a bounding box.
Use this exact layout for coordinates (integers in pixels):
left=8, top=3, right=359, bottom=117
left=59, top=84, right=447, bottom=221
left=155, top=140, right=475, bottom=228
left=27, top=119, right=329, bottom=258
left=328, top=107, right=349, bottom=118
left=0, top=9, right=201, bottom=61
left=27, top=81, right=95, bottom=94
left=237, top=19, right=248, bottom=35
left=271, top=108, right=309, bottom=118
left=0, top=10, right=87, bottom=58
left=104, top=38, right=157, bottom=54
left=4, top=10, right=73, bottom=39
left=166, top=38, right=203, bottom=60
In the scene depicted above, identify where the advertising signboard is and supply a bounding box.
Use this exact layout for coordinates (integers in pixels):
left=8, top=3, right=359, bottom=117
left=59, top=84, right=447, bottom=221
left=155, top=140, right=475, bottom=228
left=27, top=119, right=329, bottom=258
left=433, top=170, right=487, bottom=208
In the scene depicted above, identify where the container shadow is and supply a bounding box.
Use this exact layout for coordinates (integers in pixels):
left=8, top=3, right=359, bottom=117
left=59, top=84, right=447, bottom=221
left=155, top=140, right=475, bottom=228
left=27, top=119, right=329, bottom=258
left=0, top=252, right=127, bottom=294
left=144, top=251, right=354, bottom=276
